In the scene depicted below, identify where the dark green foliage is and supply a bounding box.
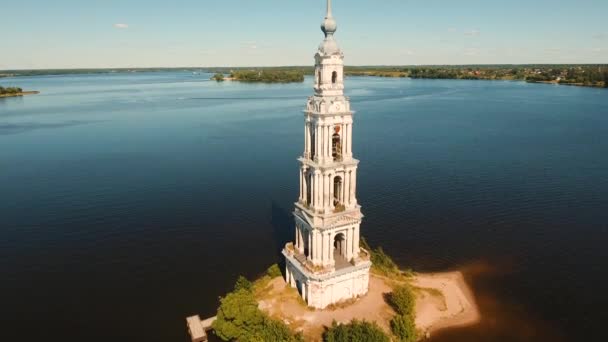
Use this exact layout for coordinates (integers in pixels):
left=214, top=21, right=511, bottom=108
left=0, top=86, right=23, bottom=94
left=213, top=276, right=301, bottom=342
left=266, top=264, right=282, bottom=278
left=390, top=314, right=417, bottom=342
left=360, top=237, right=400, bottom=276
left=234, top=276, right=253, bottom=292
left=323, top=319, right=390, bottom=342
left=212, top=289, right=263, bottom=341
left=387, top=285, right=416, bottom=316
left=230, top=70, right=304, bottom=83
left=212, top=73, right=225, bottom=82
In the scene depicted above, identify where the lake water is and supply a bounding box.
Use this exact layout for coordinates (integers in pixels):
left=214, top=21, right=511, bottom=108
left=1, top=72, right=607, bottom=341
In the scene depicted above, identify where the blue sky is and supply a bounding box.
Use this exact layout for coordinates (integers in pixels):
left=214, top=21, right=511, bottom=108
left=2, top=0, right=607, bottom=69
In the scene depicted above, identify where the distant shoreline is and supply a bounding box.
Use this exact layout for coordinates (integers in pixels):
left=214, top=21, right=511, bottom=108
left=0, top=91, right=39, bottom=98
left=2, top=65, right=606, bottom=89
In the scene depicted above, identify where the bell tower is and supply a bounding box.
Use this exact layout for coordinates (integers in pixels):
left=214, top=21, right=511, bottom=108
left=283, top=0, right=371, bottom=310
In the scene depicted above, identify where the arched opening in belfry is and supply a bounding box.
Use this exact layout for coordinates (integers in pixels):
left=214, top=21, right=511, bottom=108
left=334, top=233, right=348, bottom=263
left=306, top=172, right=312, bottom=205
left=318, top=71, right=322, bottom=87
left=304, top=230, right=310, bottom=258
left=333, top=176, right=343, bottom=210
left=332, top=71, right=338, bottom=84
left=332, top=126, right=342, bottom=161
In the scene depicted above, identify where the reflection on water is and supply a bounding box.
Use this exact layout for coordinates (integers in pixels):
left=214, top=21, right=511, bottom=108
left=1, top=73, right=607, bottom=341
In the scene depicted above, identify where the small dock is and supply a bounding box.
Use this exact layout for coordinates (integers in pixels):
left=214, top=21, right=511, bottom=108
left=186, top=315, right=216, bottom=342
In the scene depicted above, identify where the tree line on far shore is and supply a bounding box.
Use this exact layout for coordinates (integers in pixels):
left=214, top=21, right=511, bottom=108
left=0, top=86, right=23, bottom=95
left=230, top=70, right=305, bottom=83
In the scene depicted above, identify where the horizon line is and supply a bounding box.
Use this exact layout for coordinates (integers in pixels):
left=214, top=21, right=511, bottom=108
left=2, top=63, right=608, bottom=72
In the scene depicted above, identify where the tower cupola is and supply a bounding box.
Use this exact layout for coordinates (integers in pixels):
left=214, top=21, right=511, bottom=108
left=319, top=0, right=340, bottom=55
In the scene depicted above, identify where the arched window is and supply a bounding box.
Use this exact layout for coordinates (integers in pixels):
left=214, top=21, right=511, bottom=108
left=333, top=176, right=343, bottom=208
left=332, top=71, right=338, bottom=84
left=334, top=233, right=347, bottom=261
left=306, top=172, right=312, bottom=205
left=318, top=71, right=322, bottom=87
left=332, top=126, right=342, bottom=161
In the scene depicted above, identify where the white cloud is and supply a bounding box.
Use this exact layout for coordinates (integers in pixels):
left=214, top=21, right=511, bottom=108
left=113, top=23, right=129, bottom=29
left=464, top=29, right=480, bottom=36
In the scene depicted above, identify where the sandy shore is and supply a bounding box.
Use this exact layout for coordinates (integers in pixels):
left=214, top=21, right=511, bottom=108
left=0, top=91, right=40, bottom=98
left=257, top=271, right=479, bottom=340
left=411, top=271, right=480, bottom=336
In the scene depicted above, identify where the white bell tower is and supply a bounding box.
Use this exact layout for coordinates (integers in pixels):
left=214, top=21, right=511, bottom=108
left=283, top=0, right=371, bottom=309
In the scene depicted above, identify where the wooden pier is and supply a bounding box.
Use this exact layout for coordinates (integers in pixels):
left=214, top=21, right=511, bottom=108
left=186, top=315, right=216, bottom=342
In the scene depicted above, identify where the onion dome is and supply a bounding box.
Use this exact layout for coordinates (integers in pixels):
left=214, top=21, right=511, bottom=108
left=319, top=0, right=341, bottom=55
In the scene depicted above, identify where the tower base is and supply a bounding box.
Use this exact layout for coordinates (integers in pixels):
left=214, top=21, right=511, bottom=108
left=283, top=249, right=371, bottom=309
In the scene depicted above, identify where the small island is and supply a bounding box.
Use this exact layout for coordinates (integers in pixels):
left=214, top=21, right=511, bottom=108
left=187, top=239, right=479, bottom=342
left=0, top=86, right=39, bottom=98
left=211, top=70, right=305, bottom=83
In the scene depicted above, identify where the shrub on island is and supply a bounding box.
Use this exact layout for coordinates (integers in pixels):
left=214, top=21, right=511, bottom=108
left=386, top=285, right=417, bottom=341
left=212, top=73, right=225, bottom=82
left=266, top=263, right=282, bottom=278
left=386, top=285, right=416, bottom=316
left=0, top=86, right=23, bottom=95
left=212, top=274, right=303, bottom=342
left=390, top=314, right=417, bottom=342
left=323, top=319, right=390, bottom=342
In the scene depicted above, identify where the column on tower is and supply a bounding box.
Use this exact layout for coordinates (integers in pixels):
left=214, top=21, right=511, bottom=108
left=354, top=225, right=360, bottom=256
left=317, top=171, right=322, bottom=210
left=326, top=125, right=331, bottom=160
left=306, top=122, right=311, bottom=159
left=307, top=231, right=312, bottom=261
left=317, top=230, right=322, bottom=264
left=346, top=226, right=353, bottom=261
left=347, top=123, right=353, bottom=157
left=344, top=169, right=351, bottom=207
left=351, top=167, right=357, bottom=204
left=314, top=123, right=320, bottom=162
left=299, top=168, right=303, bottom=202
left=303, top=168, right=308, bottom=205
left=324, top=172, right=330, bottom=212
left=341, top=123, right=347, bottom=159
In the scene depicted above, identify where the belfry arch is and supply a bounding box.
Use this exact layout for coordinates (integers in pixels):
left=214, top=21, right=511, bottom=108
left=333, top=176, right=343, bottom=208
left=332, top=126, right=342, bottom=161
left=334, top=233, right=347, bottom=260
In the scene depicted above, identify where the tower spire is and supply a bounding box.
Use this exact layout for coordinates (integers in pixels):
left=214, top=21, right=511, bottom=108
left=321, top=0, right=337, bottom=38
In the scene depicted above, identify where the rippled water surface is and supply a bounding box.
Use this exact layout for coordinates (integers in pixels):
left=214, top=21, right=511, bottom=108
left=1, top=73, right=607, bottom=341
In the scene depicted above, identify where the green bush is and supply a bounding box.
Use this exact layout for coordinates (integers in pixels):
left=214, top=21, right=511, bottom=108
left=266, top=264, right=282, bottom=278
left=390, top=314, right=417, bottom=342
left=387, top=285, right=416, bottom=316
left=0, top=86, right=22, bottom=95
left=212, top=288, right=263, bottom=341
left=212, top=284, right=302, bottom=342
left=234, top=276, right=253, bottom=292
left=323, top=319, right=390, bottom=342
left=360, top=237, right=400, bottom=276
left=212, top=73, right=225, bottom=82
